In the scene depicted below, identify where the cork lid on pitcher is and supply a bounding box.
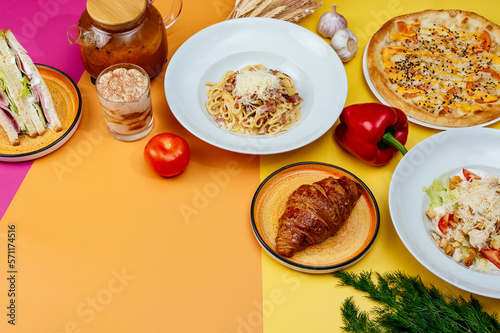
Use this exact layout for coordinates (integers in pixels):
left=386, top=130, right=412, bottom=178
left=87, top=0, right=147, bottom=30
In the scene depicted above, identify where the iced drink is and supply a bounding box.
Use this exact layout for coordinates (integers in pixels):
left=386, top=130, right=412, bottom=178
left=96, top=63, right=153, bottom=141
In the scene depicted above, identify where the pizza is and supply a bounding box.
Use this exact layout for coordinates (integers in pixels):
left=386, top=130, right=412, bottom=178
left=367, top=9, right=500, bottom=127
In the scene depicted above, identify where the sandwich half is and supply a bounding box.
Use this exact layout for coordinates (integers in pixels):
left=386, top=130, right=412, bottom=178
left=0, top=70, right=22, bottom=145
left=0, top=29, right=62, bottom=145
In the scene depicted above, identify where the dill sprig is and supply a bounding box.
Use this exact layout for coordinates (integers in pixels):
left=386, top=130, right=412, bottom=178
left=334, top=270, right=500, bottom=333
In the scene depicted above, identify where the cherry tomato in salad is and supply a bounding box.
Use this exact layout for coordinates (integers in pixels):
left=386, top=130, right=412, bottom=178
left=480, top=248, right=500, bottom=270
left=438, top=213, right=452, bottom=235
left=462, top=169, right=481, bottom=182
left=144, top=133, right=190, bottom=177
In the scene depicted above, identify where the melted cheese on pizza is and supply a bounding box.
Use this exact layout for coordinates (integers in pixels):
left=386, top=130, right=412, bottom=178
left=382, top=21, right=500, bottom=117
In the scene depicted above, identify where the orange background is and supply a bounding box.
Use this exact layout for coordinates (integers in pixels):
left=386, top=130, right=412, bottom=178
left=1, top=0, right=500, bottom=332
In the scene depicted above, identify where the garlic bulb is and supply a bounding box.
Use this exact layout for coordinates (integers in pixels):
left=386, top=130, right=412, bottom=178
left=331, top=29, right=358, bottom=63
left=317, top=4, right=348, bottom=38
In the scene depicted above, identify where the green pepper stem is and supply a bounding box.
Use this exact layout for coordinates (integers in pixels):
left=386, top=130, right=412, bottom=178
left=381, top=132, right=407, bottom=155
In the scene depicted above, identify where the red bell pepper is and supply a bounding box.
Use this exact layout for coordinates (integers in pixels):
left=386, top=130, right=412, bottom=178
left=334, top=103, right=408, bottom=166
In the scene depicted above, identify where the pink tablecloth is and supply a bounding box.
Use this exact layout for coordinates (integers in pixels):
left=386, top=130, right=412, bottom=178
left=0, top=0, right=86, bottom=218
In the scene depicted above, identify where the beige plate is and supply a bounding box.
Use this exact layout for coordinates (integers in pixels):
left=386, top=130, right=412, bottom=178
left=251, top=162, right=380, bottom=274
left=0, top=64, right=82, bottom=162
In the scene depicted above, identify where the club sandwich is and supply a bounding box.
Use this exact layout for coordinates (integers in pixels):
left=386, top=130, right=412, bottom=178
left=0, top=29, right=62, bottom=146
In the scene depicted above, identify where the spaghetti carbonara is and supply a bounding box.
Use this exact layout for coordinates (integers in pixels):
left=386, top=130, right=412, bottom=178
left=205, top=64, right=303, bottom=135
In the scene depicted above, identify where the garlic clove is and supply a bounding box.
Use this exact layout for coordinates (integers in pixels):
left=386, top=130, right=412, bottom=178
left=330, top=29, right=358, bottom=63
left=317, top=4, right=348, bottom=38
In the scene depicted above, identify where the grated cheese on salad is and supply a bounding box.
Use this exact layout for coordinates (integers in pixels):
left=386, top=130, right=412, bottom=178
left=453, top=177, right=500, bottom=239
left=423, top=168, right=500, bottom=273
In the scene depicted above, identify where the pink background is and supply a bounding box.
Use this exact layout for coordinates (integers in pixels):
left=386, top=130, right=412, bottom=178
left=0, top=0, right=86, bottom=219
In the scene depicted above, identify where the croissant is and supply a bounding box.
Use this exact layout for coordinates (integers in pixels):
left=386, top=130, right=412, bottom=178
left=275, top=176, right=363, bottom=258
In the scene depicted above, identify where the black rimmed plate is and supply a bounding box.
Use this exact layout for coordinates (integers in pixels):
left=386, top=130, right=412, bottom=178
left=251, top=162, right=379, bottom=274
left=0, top=64, right=82, bottom=162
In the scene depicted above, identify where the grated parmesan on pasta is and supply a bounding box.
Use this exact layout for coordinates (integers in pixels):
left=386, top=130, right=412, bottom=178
left=233, top=69, right=282, bottom=106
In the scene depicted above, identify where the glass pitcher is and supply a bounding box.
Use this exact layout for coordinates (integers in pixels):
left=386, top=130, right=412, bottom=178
left=68, top=0, right=182, bottom=79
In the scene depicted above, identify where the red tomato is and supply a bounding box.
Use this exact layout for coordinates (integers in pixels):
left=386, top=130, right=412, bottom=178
left=462, top=169, right=481, bottom=182
left=480, top=248, right=500, bottom=270
left=438, top=213, right=451, bottom=235
left=144, top=133, right=190, bottom=177
left=479, top=30, right=491, bottom=51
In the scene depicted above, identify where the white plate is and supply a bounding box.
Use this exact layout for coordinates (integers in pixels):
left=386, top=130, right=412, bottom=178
left=251, top=162, right=379, bottom=274
left=389, top=127, right=500, bottom=298
left=363, top=39, right=500, bottom=130
left=164, top=17, right=347, bottom=155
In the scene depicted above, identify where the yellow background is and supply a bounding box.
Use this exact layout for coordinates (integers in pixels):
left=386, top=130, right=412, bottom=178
left=262, top=1, right=500, bottom=332
left=1, top=0, right=499, bottom=332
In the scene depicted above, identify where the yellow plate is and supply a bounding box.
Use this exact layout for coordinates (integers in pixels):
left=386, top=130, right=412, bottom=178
left=251, top=162, right=380, bottom=274
left=0, top=64, right=82, bottom=162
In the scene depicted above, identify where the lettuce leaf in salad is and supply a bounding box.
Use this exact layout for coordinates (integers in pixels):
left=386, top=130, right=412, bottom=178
left=422, top=175, right=453, bottom=208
